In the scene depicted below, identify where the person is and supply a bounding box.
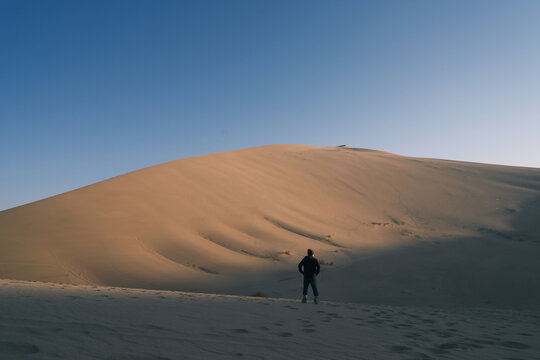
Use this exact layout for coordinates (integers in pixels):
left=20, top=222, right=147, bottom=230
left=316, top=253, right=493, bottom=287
left=298, top=248, right=320, bottom=304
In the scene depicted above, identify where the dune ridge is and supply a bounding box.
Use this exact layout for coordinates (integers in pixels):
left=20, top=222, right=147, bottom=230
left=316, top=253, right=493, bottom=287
left=1, top=144, right=539, bottom=307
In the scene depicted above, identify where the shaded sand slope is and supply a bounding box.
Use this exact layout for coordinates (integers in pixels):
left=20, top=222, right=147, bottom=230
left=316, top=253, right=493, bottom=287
left=1, top=145, right=539, bottom=306
left=1, top=280, right=539, bottom=360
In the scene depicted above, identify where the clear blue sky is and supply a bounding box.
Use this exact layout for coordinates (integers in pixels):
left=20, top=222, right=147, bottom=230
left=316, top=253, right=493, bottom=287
left=1, top=0, right=539, bottom=211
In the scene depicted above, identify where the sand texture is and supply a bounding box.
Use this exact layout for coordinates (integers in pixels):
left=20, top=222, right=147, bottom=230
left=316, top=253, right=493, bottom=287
left=1, top=145, right=540, bottom=308
left=1, top=279, right=539, bottom=360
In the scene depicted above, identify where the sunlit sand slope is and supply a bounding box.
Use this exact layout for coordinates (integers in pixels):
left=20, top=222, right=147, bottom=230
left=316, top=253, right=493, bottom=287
left=1, top=145, right=539, bottom=306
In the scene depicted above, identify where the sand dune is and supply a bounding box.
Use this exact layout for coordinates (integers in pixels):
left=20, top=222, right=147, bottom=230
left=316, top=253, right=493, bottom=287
left=1, top=145, right=539, bottom=307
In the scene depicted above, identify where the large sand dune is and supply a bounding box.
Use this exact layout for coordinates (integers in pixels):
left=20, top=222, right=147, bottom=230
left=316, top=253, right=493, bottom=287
left=1, top=145, right=539, bottom=308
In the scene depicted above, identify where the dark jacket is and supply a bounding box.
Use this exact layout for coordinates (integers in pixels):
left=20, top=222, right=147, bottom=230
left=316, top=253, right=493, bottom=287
left=298, top=256, right=320, bottom=279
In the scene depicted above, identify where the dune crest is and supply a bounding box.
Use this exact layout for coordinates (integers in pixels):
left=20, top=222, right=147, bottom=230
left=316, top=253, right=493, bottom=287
left=1, top=144, right=539, bottom=307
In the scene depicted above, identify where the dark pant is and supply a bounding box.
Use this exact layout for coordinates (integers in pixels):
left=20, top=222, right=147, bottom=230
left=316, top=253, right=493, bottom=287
left=303, top=277, right=319, bottom=297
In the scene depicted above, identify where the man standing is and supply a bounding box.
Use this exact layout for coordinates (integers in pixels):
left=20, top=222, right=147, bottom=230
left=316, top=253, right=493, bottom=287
left=298, top=249, right=320, bottom=304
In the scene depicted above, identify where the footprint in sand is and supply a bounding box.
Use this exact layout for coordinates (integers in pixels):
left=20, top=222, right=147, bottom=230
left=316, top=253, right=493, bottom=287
left=407, top=352, right=432, bottom=360
left=141, top=324, right=165, bottom=331
left=428, top=328, right=453, bottom=338
left=500, top=341, right=531, bottom=349
left=427, top=341, right=462, bottom=355
left=470, top=338, right=494, bottom=345
left=437, top=342, right=460, bottom=350
left=428, top=348, right=447, bottom=355
left=328, top=313, right=343, bottom=319
left=465, top=342, right=484, bottom=349
left=276, top=332, right=293, bottom=337
left=0, top=341, right=40, bottom=355
left=107, top=355, right=172, bottom=360
left=386, top=345, right=411, bottom=353
left=392, top=323, right=412, bottom=329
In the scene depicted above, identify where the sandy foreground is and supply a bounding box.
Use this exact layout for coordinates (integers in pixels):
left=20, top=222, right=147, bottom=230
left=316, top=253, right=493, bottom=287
left=1, top=279, right=539, bottom=360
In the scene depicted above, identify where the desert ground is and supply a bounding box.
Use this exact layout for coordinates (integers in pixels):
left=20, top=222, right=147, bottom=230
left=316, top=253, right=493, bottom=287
left=1, top=145, right=539, bottom=359
left=1, top=279, right=539, bottom=360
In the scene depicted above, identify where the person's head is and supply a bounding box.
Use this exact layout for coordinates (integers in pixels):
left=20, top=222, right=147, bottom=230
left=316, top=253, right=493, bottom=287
left=307, top=249, right=314, bottom=256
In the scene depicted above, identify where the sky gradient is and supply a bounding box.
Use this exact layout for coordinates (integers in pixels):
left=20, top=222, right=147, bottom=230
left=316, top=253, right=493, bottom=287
left=1, top=0, right=540, bottom=210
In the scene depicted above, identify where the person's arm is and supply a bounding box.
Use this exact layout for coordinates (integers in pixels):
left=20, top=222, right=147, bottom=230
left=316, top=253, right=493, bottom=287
left=298, top=259, right=304, bottom=274
left=315, top=259, right=320, bottom=275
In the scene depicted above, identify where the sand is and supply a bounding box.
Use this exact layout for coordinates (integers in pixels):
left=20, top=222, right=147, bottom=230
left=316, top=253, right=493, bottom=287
left=1, top=144, right=540, bottom=358
left=1, top=279, right=539, bottom=360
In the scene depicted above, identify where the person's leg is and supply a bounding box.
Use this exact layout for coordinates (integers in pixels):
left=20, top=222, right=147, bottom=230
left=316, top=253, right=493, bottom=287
left=311, top=278, right=319, bottom=297
left=301, top=278, right=309, bottom=303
